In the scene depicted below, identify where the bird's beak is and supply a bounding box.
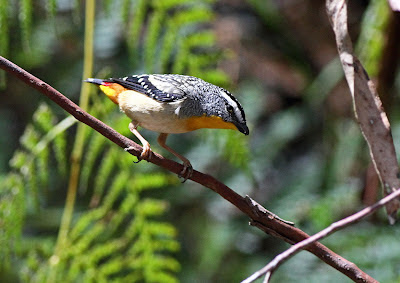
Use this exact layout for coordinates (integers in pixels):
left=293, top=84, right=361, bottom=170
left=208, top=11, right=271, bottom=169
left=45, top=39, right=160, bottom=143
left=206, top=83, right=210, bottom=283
left=235, top=122, right=249, bottom=135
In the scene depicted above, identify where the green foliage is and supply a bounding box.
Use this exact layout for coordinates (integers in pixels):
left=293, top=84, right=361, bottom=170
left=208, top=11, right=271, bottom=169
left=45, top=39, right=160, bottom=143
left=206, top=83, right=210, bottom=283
left=46, top=0, right=57, bottom=16
left=0, top=0, right=237, bottom=281
left=0, top=174, right=25, bottom=267
left=120, top=0, right=227, bottom=85
left=8, top=0, right=400, bottom=282
left=356, top=0, right=390, bottom=76
left=1, top=104, right=68, bottom=270
left=42, top=173, right=178, bottom=283
left=1, top=100, right=180, bottom=282
left=10, top=104, right=70, bottom=209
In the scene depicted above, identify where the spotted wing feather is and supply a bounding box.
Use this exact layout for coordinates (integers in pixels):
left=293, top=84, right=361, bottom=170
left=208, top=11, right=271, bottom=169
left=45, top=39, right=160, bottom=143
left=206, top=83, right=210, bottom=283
left=109, top=75, right=187, bottom=102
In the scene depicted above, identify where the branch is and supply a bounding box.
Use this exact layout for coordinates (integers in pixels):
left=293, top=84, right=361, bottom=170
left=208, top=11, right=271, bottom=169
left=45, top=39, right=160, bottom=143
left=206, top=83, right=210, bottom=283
left=326, top=0, right=400, bottom=223
left=243, top=188, right=400, bottom=283
left=0, top=56, right=375, bottom=282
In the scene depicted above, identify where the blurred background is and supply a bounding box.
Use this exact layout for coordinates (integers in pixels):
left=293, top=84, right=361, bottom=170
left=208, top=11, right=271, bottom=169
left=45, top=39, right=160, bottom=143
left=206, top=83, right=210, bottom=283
left=1, top=0, right=400, bottom=282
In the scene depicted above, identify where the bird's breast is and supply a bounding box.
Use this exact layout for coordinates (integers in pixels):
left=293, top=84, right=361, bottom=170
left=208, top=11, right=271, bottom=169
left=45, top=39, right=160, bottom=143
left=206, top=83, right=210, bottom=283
left=117, top=90, right=237, bottom=134
left=118, top=90, right=190, bottom=133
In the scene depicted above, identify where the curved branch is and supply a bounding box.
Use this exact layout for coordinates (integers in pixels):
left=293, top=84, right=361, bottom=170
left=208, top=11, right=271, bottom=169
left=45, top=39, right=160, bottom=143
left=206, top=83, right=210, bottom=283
left=0, top=56, right=375, bottom=282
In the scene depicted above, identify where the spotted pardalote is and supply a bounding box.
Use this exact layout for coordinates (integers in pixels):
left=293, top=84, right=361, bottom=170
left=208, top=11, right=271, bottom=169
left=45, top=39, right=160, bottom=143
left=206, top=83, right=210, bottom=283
left=85, top=74, right=249, bottom=181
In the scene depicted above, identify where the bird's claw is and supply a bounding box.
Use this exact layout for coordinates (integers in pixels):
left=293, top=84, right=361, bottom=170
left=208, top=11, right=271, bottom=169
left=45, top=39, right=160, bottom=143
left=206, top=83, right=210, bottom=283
left=124, top=146, right=135, bottom=152
left=124, top=146, right=152, bottom=163
left=179, top=162, right=193, bottom=183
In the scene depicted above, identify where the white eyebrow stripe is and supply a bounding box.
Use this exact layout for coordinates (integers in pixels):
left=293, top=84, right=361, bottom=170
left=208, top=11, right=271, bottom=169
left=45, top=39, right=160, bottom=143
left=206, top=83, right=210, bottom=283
left=219, top=89, right=245, bottom=122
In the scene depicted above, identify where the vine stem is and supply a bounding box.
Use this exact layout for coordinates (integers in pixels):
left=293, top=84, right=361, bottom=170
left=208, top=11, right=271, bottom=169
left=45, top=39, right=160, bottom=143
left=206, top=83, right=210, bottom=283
left=47, top=1, right=95, bottom=281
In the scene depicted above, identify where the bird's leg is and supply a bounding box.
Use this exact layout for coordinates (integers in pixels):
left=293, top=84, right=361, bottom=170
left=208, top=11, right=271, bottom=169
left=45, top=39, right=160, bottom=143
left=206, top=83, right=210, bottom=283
left=157, top=133, right=193, bottom=182
left=125, top=121, right=152, bottom=162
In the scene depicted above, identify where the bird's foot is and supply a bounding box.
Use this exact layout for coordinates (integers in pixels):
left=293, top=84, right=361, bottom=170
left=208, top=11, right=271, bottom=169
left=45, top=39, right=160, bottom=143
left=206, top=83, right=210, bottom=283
left=124, top=145, right=152, bottom=163
left=179, top=161, right=193, bottom=183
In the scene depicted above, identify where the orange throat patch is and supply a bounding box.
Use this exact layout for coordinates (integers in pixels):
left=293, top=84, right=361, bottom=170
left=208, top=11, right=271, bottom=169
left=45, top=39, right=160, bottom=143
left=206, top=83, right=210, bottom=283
left=185, top=115, right=237, bottom=131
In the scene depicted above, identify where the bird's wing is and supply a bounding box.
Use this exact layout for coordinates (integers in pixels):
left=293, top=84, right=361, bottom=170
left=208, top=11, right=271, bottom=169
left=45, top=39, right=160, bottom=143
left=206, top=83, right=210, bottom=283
left=111, top=75, right=187, bottom=102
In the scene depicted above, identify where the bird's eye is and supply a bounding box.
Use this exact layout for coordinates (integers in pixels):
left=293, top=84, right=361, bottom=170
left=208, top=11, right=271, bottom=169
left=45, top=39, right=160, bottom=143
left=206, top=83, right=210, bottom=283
left=226, top=105, right=234, bottom=113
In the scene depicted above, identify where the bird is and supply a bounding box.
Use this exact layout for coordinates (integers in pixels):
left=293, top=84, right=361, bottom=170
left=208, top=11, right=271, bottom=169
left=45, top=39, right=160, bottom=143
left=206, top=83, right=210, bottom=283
left=85, top=74, right=249, bottom=181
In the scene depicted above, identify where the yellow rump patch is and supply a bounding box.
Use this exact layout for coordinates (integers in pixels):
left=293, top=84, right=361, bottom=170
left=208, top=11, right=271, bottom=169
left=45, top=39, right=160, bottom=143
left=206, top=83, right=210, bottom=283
left=185, top=115, right=237, bottom=131
left=99, top=83, right=127, bottom=104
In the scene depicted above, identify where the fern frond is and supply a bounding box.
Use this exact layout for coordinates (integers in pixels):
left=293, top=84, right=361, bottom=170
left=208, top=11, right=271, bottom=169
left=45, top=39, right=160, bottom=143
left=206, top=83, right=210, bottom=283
left=52, top=164, right=177, bottom=282
left=80, top=132, right=107, bottom=194
left=164, top=7, right=214, bottom=73
left=91, top=148, right=119, bottom=203
left=11, top=149, right=40, bottom=210
left=9, top=104, right=74, bottom=211
left=0, top=174, right=25, bottom=266
left=2, top=103, right=73, bottom=270
left=124, top=0, right=221, bottom=77
left=152, top=0, right=198, bottom=9
left=51, top=117, right=72, bottom=175
left=136, top=199, right=169, bottom=217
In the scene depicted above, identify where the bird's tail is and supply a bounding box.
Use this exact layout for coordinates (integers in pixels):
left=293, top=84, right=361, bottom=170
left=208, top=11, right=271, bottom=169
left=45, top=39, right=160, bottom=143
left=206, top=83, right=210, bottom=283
left=84, top=78, right=106, bottom=85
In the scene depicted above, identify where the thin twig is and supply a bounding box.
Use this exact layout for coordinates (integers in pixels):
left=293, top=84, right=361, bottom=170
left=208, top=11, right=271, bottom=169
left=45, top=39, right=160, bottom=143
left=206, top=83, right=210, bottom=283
left=242, top=188, right=400, bottom=283
left=0, top=56, right=376, bottom=282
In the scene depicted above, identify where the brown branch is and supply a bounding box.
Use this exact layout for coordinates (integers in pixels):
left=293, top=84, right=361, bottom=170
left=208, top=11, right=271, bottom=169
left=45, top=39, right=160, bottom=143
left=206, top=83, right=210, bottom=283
left=326, top=0, right=400, bottom=223
left=243, top=188, right=400, bottom=283
left=363, top=10, right=400, bottom=211
left=0, top=56, right=375, bottom=282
